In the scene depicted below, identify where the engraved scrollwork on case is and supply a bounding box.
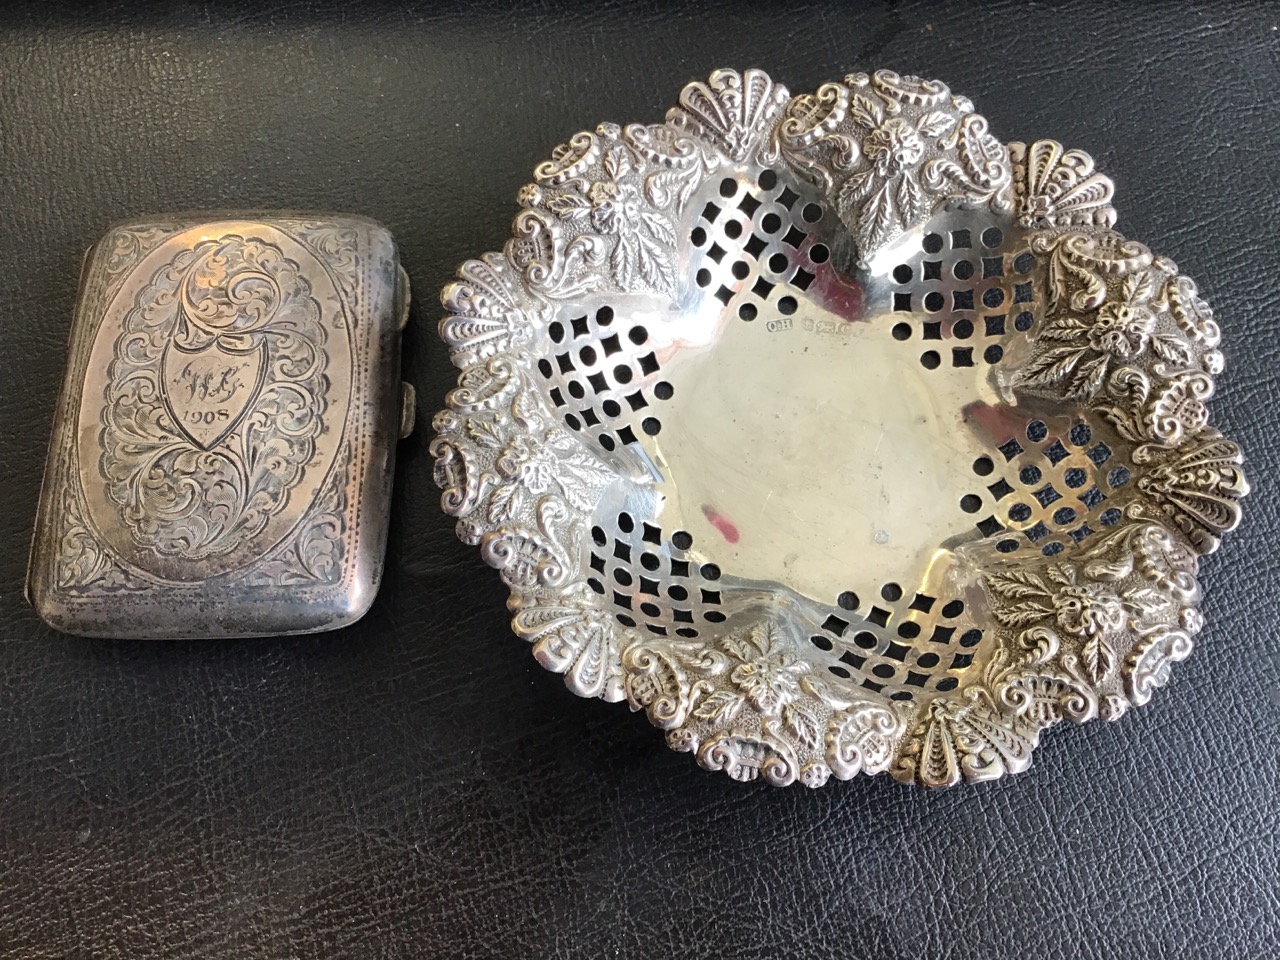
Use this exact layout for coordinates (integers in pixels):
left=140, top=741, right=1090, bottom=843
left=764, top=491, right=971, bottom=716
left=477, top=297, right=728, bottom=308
left=99, top=235, right=331, bottom=571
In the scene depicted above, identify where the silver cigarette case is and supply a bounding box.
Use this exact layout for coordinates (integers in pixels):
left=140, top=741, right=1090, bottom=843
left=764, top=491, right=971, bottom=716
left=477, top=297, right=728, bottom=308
left=27, top=213, right=414, bottom=638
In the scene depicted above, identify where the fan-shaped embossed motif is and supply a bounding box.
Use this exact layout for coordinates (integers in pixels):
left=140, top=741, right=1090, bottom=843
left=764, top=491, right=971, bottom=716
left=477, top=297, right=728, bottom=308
left=431, top=68, right=1248, bottom=788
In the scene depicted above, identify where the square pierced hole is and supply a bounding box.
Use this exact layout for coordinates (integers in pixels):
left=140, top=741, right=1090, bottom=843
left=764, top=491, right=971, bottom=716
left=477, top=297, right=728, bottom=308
left=744, top=234, right=767, bottom=258
left=782, top=225, right=807, bottom=248
left=822, top=615, right=849, bottom=637
left=791, top=268, right=815, bottom=291
left=751, top=277, right=775, bottom=299
left=922, top=260, right=942, bottom=280
left=866, top=606, right=891, bottom=628
left=638, top=352, right=660, bottom=375
left=909, top=593, right=936, bottom=613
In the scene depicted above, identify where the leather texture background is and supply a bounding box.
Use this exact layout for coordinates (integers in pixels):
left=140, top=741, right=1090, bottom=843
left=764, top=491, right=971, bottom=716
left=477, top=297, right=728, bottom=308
left=1, top=2, right=1277, bottom=957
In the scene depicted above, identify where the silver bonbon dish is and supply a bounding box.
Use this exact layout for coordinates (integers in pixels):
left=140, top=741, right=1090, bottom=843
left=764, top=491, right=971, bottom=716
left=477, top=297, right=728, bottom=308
left=431, top=69, right=1248, bottom=788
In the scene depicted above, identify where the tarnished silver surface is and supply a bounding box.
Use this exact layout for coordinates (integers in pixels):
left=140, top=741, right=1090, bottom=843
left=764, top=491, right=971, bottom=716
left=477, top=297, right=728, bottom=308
left=431, top=69, right=1249, bottom=788
left=28, top=213, right=413, bottom=638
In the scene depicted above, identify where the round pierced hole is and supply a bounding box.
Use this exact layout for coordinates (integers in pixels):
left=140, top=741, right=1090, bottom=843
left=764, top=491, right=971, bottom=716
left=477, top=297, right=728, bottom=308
left=1014, top=252, right=1036, bottom=274
left=672, top=530, right=693, bottom=550
left=1100, top=507, right=1123, bottom=526
left=676, top=627, right=699, bottom=638
left=537, top=358, right=553, bottom=378
left=1064, top=468, right=1087, bottom=489
left=696, top=268, right=712, bottom=288
left=1070, top=422, right=1092, bottom=446
left=596, top=306, right=613, bottom=325
left=829, top=666, right=851, bottom=679
left=924, top=292, right=945, bottom=312
left=996, top=539, right=1020, bottom=553
left=739, top=303, right=758, bottom=321
left=719, top=178, right=738, bottom=198
left=613, top=568, right=633, bottom=587
left=701, top=563, right=721, bottom=581
left=1026, top=420, right=1048, bottom=442
left=984, top=344, right=1004, bottom=364
left=923, top=233, right=944, bottom=254
left=811, top=634, right=834, bottom=652
left=1053, top=507, right=1077, bottom=525
left=724, top=220, right=743, bottom=240
left=690, top=227, right=707, bottom=247
left=960, top=494, right=982, bottom=514
left=768, top=253, right=789, bottom=274
left=1015, top=311, right=1034, bottom=331
left=758, top=169, right=778, bottom=191
left=640, top=602, right=661, bottom=618
left=801, top=202, right=823, bottom=223
left=602, top=399, right=621, bottom=417
left=761, top=213, right=782, bottom=233
left=881, top=582, right=903, bottom=602
left=613, top=365, right=633, bottom=384
left=549, top=321, right=564, bottom=343
left=1008, top=502, right=1032, bottom=522
left=960, top=629, right=982, bottom=647
left=588, top=578, right=604, bottom=594
left=837, top=591, right=859, bottom=610
left=972, top=456, right=994, bottom=476
left=917, top=652, right=940, bottom=668
left=893, top=264, right=913, bottom=284
left=982, top=288, right=1005, bottom=308
left=591, top=526, right=607, bottom=545
left=953, top=318, right=973, bottom=339
left=854, top=631, right=877, bottom=650
left=808, top=244, right=830, bottom=264
left=898, top=621, right=921, bottom=639
left=579, top=346, right=597, bottom=366
left=1109, top=466, right=1131, bottom=487
left=777, top=296, right=797, bottom=316
left=920, top=350, right=941, bottom=370
left=936, top=677, right=959, bottom=691
left=599, top=434, right=616, bottom=451
left=731, top=261, right=750, bottom=280
left=642, top=417, right=662, bottom=436
left=640, top=552, right=659, bottom=571
left=617, top=513, right=634, bottom=533
left=628, top=326, right=648, bottom=345
left=568, top=381, right=585, bottom=399
left=704, top=611, right=727, bottom=623
left=668, top=584, right=688, bottom=601
left=892, top=322, right=912, bottom=341
left=982, top=227, right=1004, bottom=248
left=564, top=414, right=581, bottom=430
left=941, top=599, right=964, bottom=618
left=953, top=260, right=974, bottom=280
left=873, top=664, right=896, bottom=679
left=1043, top=541, right=1064, bottom=556
left=654, top=381, right=674, bottom=400
left=1019, top=465, right=1042, bottom=485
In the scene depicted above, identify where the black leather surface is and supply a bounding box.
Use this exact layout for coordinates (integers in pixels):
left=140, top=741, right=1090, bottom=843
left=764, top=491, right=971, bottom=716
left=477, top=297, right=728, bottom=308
left=1, top=2, right=1277, bottom=957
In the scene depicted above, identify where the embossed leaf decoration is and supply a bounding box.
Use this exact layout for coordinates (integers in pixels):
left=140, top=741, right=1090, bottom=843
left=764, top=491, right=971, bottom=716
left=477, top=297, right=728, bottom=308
left=1081, top=634, right=1117, bottom=683
left=783, top=700, right=824, bottom=751
left=693, top=689, right=745, bottom=723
